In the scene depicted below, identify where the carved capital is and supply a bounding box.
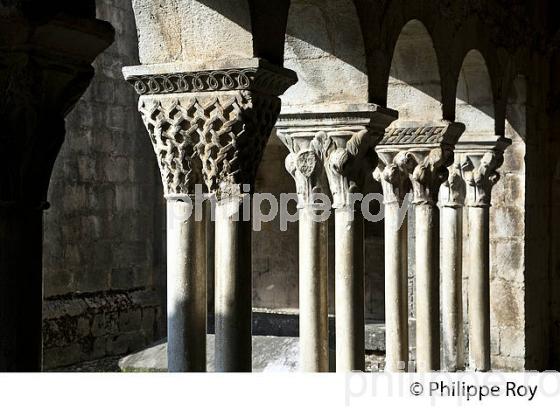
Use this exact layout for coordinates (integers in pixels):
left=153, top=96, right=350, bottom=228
left=126, top=60, right=297, bottom=199
left=456, top=136, right=512, bottom=207
left=439, top=157, right=468, bottom=208
left=276, top=131, right=329, bottom=208
left=462, top=152, right=504, bottom=207
left=138, top=95, right=204, bottom=198
left=277, top=104, right=397, bottom=209
left=373, top=151, right=416, bottom=205
left=410, top=147, right=456, bottom=205
left=376, top=122, right=465, bottom=207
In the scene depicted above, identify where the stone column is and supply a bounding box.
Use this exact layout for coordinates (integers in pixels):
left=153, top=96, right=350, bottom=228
left=276, top=125, right=330, bottom=372
left=408, top=124, right=463, bottom=372
left=126, top=59, right=297, bottom=372
left=134, top=95, right=209, bottom=371
left=379, top=124, right=463, bottom=372
left=279, top=105, right=395, bottom=372
left=461, top=138, right=510, bottom=371
left=0, top=12, right=113, bottom=371
left=439, top=158, right=467, bottom=371
left=373, top=150, right=416, bottom=372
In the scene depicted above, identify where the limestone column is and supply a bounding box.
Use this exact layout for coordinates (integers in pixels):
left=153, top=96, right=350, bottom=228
left=373, top=150, right=416, bottom=372
left=0, top=12, right=113, bottom=371
left=279, top=105, right=395, bottom=372
left=133, top=95, right=209, bottom=372
left=439, top=158, right=467, bottom=371
left=276, top=125, right=330, bottom=372
left=380, top=124, right=463, bottom=372
left=126, top=59, right=297, bottom=372
left=461, top=138, right=510, bottom=371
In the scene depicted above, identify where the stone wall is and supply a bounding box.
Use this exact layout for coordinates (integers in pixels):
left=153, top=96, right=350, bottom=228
left=42, top=0, right=165, bottom=369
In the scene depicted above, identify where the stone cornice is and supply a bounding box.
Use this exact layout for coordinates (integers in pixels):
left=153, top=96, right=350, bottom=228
left=123, top=58, right=297, bottom=97
left=377, top=122, right=465, bottom=150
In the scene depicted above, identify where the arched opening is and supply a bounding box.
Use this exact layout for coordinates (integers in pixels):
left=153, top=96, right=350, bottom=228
left=385, top=19, right=445, bottom=325
left=456, top=50, right=495, bottom=139
left=252, top=0, right=370, bottom=324
left=388, top=19, right=443, bottom=123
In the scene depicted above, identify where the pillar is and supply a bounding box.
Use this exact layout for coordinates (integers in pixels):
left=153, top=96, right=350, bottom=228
left=379, top=124, right=463, bottom=372
left=440, top=158, right=467, bottom=371
left=461, top=139, right=510, bottom=371
left=275, top=127, right=330, bottom=371
left=135, top=95, right=209, bottom=371
left=278, top=106, right=395, bottom=372
left=0, top=11, right=113, bottom=371
left=126, top=59, right=297, bottom=372
left=374, top=151, right=416, bottom=372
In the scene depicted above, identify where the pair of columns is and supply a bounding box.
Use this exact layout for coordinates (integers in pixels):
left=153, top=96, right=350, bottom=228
left=276, top=105, right=397, bottom=372
left=376, top=125, right=510, bottom=372
left=440, top=138, right=511, bottom=372
left=124, top=59, right=297, bottom=371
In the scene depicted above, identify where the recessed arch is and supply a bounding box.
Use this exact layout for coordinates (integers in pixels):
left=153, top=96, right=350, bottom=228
left=387, top=19, right=443, bottom=122
left=281, top=0, right=368, bottom=108
left=456, top=50, right=495, bottom=138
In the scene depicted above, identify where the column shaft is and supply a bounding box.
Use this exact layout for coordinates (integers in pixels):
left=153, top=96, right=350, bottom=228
left=335, top=207, right=365, bottom=372
left=214, top=197, right=252, bottom=372
left=0, top=208, right=43, bottom=371
left=441, top=206, right=464, bottom=371
left=166, top=199, right=207, bottom=372
left=467, top=206, right=490, bottom=371
left=415, top=204, right=440, bottom=372
left=299, top=208, right=329, bottom=372
left=384, top=204, right=409, bottom=372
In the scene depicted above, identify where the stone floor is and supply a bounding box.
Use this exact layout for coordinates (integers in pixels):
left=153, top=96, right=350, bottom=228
left=118, top=335, right=391, bottom=372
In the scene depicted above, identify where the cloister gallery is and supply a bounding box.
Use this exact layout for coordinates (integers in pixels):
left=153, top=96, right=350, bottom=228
left=1, top=0, right=559, bottom=373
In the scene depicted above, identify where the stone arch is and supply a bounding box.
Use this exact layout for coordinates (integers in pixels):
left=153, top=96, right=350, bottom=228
left=253, top=0, right=371, bottom=315
left=387, top=19, right=443, bottom=123
left=280, top=0, right=368, bottom=108
left=455, top=49, right=495, bottom=138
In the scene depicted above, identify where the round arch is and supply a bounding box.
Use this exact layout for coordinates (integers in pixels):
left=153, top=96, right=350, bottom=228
left=387, top=19, right=443, bottom=123
left=455, top=50, right=495, bottom=139
left=281, top=0, right=368, bottom=108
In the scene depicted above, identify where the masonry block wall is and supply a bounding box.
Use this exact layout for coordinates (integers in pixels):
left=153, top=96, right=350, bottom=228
left=42, top=0, right=164, bottom=369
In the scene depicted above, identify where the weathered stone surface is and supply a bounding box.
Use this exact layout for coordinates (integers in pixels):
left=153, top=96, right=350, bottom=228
left=42, top=0, right=164, bottom=369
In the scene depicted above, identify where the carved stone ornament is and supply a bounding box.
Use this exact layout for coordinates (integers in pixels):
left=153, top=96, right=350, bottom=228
left=373, top=151, right=416, bottom=205
left=439, top=156, right=469, bottom=208
left=463, top=151, right=504, bottom=207
left=456, top=136, right=511, bottom=207
left=126, top=59, right=297, bottom=199
left=276, top=105, right=397, bottom=209
left=376, top=122, right=465, bottom=206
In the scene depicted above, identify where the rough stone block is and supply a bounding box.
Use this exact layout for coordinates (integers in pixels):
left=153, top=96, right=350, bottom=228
left=119, top=310, right=142, bottom=333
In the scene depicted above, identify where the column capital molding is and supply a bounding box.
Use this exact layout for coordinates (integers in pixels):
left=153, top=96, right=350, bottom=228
left=455, top=136, right=512, bottom=207
left=376, top=122, right=465, bottom=206
left=127, top=59, right=297, bottom=199
left=439, top=157, right=469, bottom=208
left=123, top=58, right=297, bottom=97
left=276, top=104, right=397, bottom=208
